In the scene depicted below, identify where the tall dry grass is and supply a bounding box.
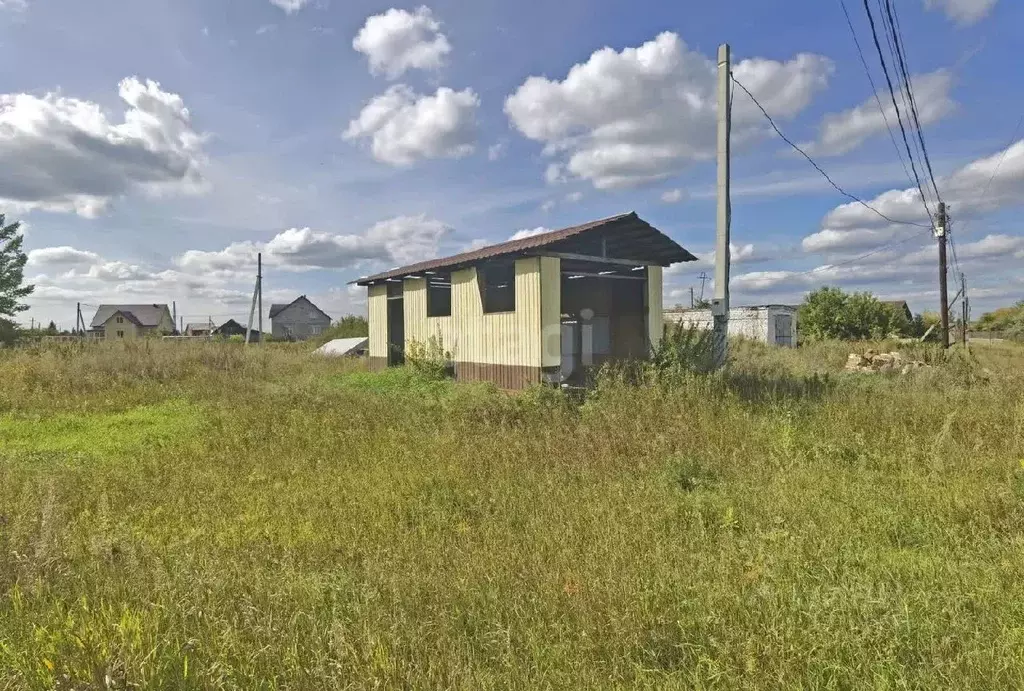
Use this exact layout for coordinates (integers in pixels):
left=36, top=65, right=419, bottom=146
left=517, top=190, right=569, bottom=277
left=1, top=338, right=1023, bottom=688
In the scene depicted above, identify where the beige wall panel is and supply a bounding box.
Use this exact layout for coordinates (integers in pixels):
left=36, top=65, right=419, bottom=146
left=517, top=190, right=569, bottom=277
left=367, top=284, right=388, bottom=358
left=449, top=257, right=542, bottom=367
left=539, top=256, right=561, bottom=368
left=403, top=278, right=455, bottom=354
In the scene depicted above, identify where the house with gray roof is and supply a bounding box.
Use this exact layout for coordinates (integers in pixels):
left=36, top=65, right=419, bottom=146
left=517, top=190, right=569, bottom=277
left=269, top=296, right=331, bottom=341
left=89, top=304, right=175, bottom=340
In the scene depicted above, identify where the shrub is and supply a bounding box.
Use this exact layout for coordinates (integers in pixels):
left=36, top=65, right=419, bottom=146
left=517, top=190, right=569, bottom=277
left=651, top=322, right=718, bottom=375
left=405, top=336, right=452, bottom=379
left=314, top=316, right=370, bottom=345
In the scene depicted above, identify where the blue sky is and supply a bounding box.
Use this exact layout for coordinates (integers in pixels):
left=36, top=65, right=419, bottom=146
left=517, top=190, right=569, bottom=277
left=1, top=0, right=1021, bottom=329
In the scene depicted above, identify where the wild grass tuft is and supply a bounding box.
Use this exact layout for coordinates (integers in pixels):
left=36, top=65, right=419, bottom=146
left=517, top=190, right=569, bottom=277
left=0, top=338, right=1022, bottom=687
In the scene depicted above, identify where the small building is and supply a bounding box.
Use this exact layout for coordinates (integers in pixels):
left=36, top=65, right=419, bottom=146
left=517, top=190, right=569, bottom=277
left=89, top=304, right=175, bottom=340
left=213, top=319, right=262, bottom=342
left=353, top=212, right=697, bottom=388
left=269, top=296, right=331, bottom=341
left=883, top=300, right=914, bottom=322
left=664, top=304, right=798, bottom=347
left=314, top=337, right=369, bottom=357
left=184, top=322, right=213, bottom=337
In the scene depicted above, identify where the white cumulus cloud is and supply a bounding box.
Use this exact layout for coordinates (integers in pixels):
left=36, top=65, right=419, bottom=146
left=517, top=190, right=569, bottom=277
left=269, top=0, right=310, bottom=13
left=344, top=85, right=479, bottom=166
left=353, top=6, right=451, bottom=79
left=508, top=227, right=551, bottom=241
left=176, top=215, right=453, bottom=274
left=661, top=188, right=687, bottom=204
left=924, top=0, right=997, bottom=25
left=505, top=32, right=832, bottom=189
left=803, top=70, right=955, bottom=157
left=0, top=77, right=206, bottom=217
left=804, top=140, right=1024, bottom=254
left=27, top=246, right=101, bottom=267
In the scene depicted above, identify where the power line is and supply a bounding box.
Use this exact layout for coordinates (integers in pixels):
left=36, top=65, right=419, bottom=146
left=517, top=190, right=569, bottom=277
left=837, top=0, right=914, bottom=188
left=861, top=0, right=935, bottom=222
left=730, top=74, right=932, bottom=229
left=882, top=0, right=942, bottom=203
left=790, top=227, right=933, bottom=278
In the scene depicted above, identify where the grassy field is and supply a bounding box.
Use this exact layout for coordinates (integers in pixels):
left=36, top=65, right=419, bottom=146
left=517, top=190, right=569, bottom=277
left=1, top=338, right=1023, bottom=689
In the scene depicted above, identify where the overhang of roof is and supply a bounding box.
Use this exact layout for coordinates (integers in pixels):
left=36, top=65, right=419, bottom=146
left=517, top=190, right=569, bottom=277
left=351, top=212, right=697, bottom=286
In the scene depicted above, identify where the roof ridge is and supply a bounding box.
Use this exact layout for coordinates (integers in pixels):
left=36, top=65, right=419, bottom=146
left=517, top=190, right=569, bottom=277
left=352, top=211, right=695, bottom=286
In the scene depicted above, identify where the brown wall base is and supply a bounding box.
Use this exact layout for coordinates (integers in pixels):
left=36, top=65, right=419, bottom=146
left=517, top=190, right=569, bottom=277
left=368, top=357, right=541, bottom=389
left=454, top=362, right=542, bottom=390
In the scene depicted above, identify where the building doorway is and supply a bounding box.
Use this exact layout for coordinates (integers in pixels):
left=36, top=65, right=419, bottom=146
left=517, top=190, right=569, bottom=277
left=559, top=266, right=648, bottom=384
left=386, top=282, right=405, bottom=366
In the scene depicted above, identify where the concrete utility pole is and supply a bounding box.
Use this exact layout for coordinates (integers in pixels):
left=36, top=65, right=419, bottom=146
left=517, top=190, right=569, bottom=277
left=935, top=202, right=950, bottom=349
left=712, top=43, right=732, bottom=368
left=257, top=252, right=263, bottom=345
left=172, top=301, right=177, bottom=333
left=245, top=253, right=260, bottom=345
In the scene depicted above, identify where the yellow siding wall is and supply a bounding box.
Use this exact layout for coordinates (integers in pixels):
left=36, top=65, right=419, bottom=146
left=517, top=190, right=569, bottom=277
left=403, top=278, right=455, bottom=354
left=647, top=265, right=663, bottom=349
left=367, top=284, right=387, bottom=358
left=539, top=256, right=561, bottom=367
left=448, top=257, right=543, bottom=367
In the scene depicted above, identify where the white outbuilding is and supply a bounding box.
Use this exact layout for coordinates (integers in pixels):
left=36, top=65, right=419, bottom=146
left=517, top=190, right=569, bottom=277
left=664, top=305, right=798, bottom=347
left=314, top=337, right=369, bottom=357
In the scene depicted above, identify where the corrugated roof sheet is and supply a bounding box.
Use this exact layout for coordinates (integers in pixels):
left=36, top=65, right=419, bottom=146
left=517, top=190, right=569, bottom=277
left=314, top=337, right=369, bottom=357
left=90, top=304, right=170, bottom=328
left=352, top=212, right=697, bottom=285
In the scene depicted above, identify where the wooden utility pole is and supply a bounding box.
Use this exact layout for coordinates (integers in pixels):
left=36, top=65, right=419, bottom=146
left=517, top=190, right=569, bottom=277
left=172, top=301, right=177, bottom=333
left=712, top=43, right=732, bottom=368
left=257, top=252, right=263, bottom=345
left=935, top=202, right=950, bottom=349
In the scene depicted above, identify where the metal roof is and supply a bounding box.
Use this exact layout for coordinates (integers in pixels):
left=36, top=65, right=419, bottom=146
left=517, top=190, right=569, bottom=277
left=269, top=295, right=331, bottom=321
left=314, top=337, right=369, bottom=357
left=90, top=304, right=170, bottom=328
left=352, top=212, right=697, bottom=285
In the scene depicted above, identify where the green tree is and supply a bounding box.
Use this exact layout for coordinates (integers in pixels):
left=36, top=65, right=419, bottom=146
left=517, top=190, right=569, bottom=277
left=799, top=287, right=911, bottom=341
left=46, top=320, right=58, bottom=335
left=0, top=214, right=34, bottom=344
left=798, top=287, right=850, bottom=340
left=315, top=315, right=369, bottom=344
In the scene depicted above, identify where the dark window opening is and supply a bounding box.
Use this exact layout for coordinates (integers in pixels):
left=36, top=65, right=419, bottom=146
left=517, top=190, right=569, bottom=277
left=426, top=275, right=452, bottom=317
left=386, top=280, right=404, bottom=298
left=479, top=261, right=516, bottom=313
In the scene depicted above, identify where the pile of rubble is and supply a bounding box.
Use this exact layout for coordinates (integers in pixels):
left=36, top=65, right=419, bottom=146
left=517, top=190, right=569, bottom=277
left=845, top=349, right=930, bottom=375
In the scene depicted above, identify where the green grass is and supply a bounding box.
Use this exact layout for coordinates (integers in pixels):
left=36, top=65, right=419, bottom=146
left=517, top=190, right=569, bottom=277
left=1, top=339, right=1023, bottom=688
left=0, top=400, right=204, bottom=459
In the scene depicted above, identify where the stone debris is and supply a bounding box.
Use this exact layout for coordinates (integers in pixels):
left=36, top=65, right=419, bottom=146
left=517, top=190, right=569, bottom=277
left=844, top=350, right=930, bottom=375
